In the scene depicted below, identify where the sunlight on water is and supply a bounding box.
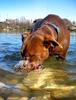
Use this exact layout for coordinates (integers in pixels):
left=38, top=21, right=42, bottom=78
left=0, top=32, right=76, bottom=100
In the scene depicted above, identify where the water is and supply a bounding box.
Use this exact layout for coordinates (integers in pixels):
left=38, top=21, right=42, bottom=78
left=0, top=32, right=76, bottom=100
left=0, top=33, right=21, bottom=72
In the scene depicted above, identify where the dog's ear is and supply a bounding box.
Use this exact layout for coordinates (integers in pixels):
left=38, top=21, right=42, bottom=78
left=22, top=32, right=30, bottom=42
left=50, top=39, right=62, bottom=47
left=43, top=39, right=63, bottom=49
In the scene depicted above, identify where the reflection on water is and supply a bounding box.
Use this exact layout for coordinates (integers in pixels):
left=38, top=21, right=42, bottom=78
left=0, top=32, right=76, bottom=100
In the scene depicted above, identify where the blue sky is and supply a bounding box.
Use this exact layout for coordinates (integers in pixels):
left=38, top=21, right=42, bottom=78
left=0, top=0, right=76, bottom=21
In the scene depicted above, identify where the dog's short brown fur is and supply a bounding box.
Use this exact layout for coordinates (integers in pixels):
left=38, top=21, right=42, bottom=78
left=16, top=14, right=70, bottom=71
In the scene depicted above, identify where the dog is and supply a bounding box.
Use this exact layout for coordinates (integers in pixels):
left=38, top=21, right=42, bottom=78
left=15, top=14, right=70, bottom=72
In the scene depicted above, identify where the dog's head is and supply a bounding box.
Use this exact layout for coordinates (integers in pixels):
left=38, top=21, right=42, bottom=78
left=15, top=25, right=63, bottom=71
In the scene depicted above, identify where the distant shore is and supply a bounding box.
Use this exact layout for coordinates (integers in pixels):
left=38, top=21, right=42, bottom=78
left=0, top=18, right=76, bottom=33
left=0, top=18, right=32, bottom=33
left=69, top=26, right=76, bottom=32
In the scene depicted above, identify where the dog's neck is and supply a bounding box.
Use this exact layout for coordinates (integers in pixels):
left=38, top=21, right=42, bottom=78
left=47, top=23, right=60, bottom=34
left=43, top=22, right=60, bottom=41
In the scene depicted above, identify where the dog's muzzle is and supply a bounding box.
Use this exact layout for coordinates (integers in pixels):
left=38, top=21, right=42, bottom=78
left=14, top=60, right=42, bottom=72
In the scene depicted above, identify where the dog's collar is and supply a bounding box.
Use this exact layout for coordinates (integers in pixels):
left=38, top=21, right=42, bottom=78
left=45, top=22, right=60, bottom=41
left=47, top=23, right=60, bottom=34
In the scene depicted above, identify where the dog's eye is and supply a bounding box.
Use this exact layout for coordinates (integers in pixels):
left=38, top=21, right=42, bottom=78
left=43, top=41, right=50, bottom=48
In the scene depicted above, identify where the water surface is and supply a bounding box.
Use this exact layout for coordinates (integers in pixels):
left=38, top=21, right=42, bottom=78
left=0, top=32, right=76, bottom=100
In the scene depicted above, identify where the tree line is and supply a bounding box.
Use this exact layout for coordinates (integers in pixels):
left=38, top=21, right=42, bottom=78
left=0, top=17, right=32, bottom=32
left=0, top=17, right=76, bottom=33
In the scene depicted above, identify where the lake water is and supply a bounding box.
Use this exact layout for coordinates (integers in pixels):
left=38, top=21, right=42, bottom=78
left=0, top=32, right=76, bottom=100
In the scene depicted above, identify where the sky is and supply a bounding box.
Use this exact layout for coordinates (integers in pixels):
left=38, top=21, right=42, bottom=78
left=0, top=0, right=76, bottom=21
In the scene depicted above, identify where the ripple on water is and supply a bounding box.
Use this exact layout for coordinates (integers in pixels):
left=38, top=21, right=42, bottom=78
left=0, top=32, right=76, bottom=99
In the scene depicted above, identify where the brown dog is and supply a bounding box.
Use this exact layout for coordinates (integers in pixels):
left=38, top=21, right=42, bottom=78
left=15, top=14, right=70, bottom=71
